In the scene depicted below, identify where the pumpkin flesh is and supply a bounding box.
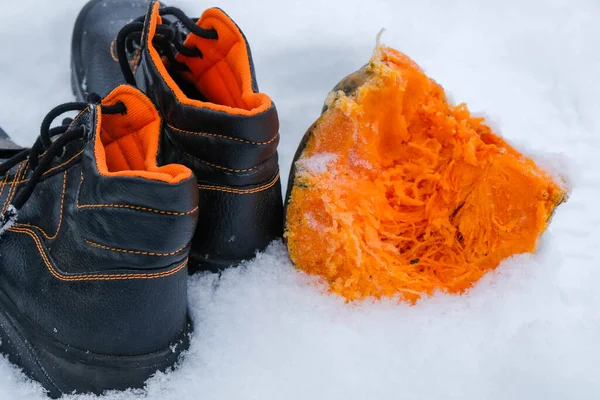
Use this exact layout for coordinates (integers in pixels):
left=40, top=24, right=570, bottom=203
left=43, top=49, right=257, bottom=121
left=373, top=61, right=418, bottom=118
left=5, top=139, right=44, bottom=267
left=285, top=45, right=567, bottom=302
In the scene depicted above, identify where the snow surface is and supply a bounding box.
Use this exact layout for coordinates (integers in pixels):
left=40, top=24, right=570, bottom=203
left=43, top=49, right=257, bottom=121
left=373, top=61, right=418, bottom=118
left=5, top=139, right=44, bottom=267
left=295, top=152, right=338, bottom=174
left=0, top=0, right=599, bottom=398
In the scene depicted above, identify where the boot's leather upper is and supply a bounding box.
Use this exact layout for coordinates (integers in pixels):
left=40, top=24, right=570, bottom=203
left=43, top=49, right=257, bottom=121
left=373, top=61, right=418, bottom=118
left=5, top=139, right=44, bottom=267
left=0, top=85, right=197, bottom=355
left=72, top=0, right=283, bottom=271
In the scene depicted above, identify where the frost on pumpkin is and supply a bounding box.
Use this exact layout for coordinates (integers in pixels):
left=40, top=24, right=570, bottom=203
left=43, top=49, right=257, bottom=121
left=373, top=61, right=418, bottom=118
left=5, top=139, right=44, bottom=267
left=284, top=44, right=568, bottom=303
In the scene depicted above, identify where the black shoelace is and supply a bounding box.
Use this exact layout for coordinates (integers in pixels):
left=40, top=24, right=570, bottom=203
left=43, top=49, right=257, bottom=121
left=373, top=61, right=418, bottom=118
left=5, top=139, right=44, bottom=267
left=116, top=6, right=218, bottom=86
left=0, top=95, right=126, bottom=230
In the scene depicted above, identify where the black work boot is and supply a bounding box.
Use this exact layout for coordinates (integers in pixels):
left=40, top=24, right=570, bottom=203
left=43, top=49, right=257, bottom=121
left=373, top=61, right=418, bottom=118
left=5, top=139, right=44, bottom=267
left=0, top=85, right=197, bottom=397
left=71, top=0, right=283, bottom=273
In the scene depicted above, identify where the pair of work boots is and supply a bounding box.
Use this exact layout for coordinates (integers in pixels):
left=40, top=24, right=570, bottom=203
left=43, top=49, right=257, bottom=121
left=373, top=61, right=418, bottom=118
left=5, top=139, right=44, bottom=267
left=0, top=0, right=282, bottom=397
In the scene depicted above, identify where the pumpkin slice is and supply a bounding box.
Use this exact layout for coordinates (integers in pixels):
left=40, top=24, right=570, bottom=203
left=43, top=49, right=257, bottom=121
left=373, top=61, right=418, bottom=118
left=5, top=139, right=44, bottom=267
left=284, top=44, right=567, bottom=302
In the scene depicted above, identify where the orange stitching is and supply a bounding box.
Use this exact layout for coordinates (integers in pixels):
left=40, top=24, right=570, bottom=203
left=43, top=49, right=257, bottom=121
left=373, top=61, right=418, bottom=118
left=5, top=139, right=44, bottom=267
left=0, top=170, right=11, bottom=209
left=16, top=171, right=67, bottom=240
left=0, top=160, right=27, bottom=202
left=198, top=172, right=280, bottom=194
left=166, top=124, right=279, bottom=146
left=76, top=170, right=198, bottom=215
left=131, top=48, right=141, bottom=66
left=11, top=163, right=27, bottom=208
left=0, top=170, right=12, bottom=213
left=130, top=48, right=142, bottom=75
left=3, top=150, right=84, bottom=187
left=78, top=203, right=199, bottom=215
left=84, top=239, right=188, bottom=257
left=0, top=166, right=20, bottom=189
left=8, top=226, right=187, bottom=281
left=185, top=153, right=258, bottom=173
left=109, top=38, right=119, bottom=62
left=2, top=162, right=25, bottom=214
left=67, top=107, right=90, bottom=131
left=55, top=171, right=67, bottom=239
left=41, top=150, right=83, bottom=177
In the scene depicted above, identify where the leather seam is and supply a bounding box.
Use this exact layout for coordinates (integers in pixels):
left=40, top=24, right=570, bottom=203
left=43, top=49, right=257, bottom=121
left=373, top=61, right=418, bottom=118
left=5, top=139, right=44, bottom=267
left=198, top=172, right=280, bottom=194
left=130, top=48, right=142, bottom=75
left=184, top=152, right=258, bottom=173
left=15, top=170, right=67, bottom=240
left=8, top=226, right=188, bottom=281
left=0, top=150, right=85, bottom=187
left=2, top=162, right=26, bottom=214
left=78, top=203, right=199, bottom=215
left=167, top=123, right=278, bottom=146
left=76, top=169, right=198, bottom=215
left=0, top=169, right=12, bottom=212
left=6, top=162, right=27, bottom=212
left=84, top=239, right=188, bottom=257
left=109, top=37, right=119, bottom=62
left=68, top=108, right=90, bottom=130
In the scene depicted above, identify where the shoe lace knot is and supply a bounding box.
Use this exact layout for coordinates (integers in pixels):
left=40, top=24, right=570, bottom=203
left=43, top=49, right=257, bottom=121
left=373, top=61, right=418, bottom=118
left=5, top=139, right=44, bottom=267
left=116, top=6, right=218, bottom=85
left=0, top=94, right=126, bottom=231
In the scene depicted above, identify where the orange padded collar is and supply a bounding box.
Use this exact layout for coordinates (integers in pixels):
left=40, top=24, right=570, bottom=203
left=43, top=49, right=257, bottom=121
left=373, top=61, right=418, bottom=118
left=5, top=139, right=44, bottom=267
left=146, top=2, right=272, bottom=116
left=94, top=85, right=192, bottom=184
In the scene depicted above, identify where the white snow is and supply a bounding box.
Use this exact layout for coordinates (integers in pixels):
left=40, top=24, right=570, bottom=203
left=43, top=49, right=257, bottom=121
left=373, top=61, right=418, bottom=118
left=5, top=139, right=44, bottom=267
left=0, top=0, right=599, bottom=399
left=0, top=205, right=18, bottom=236
left=295, top=152, right=339, bottom=175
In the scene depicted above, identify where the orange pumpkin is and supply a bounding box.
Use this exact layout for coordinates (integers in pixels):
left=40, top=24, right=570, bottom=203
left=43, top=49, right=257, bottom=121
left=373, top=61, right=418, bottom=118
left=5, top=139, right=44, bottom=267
left=284, top=44, right=567, bottom=302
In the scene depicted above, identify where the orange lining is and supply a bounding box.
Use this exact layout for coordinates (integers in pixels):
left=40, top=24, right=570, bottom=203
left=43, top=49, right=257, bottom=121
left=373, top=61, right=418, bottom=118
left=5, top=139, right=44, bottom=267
left=147, top=3, right=271, bottom=115
left=94, top=85, right=192, bottom=183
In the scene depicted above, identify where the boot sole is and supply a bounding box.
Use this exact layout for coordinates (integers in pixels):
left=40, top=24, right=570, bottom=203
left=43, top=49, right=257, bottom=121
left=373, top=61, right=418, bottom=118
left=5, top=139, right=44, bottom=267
left=70, top=0, right=154, bottom=101
left=0, top=288, right=191, bottom=398
left=70, top=0, right=107, bottom=101
left=70, top=57, right=85, bottom=101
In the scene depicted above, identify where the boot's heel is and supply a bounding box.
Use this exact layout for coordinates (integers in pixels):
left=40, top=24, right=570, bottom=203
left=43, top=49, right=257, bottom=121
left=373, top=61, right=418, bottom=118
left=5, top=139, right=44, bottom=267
left=0, top=292, right=191, bottom=398
left=189, top=173, right=283, bottom=272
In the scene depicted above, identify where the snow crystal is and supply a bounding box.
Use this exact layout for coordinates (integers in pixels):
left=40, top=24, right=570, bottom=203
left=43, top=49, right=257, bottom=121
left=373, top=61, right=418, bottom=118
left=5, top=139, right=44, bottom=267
left=348, top=151, right=373, bottom=170
left=0, top=205, right=18, bottom=237
left=295, top=153, right=338, bottom=175
left=304, top=212, right=324, bottom=230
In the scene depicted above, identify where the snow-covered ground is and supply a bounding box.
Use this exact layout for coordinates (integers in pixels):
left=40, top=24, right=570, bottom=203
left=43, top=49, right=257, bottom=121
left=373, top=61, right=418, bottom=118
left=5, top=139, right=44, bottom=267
left=0, top=0, right=599, bottom=398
